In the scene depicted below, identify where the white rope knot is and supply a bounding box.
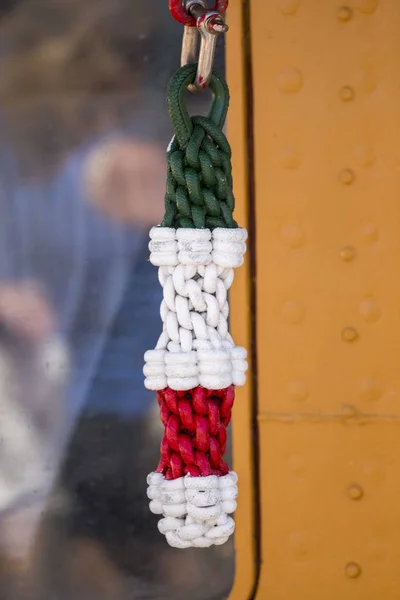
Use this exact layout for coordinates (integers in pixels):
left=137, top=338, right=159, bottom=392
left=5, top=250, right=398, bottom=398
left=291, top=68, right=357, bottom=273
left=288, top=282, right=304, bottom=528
left=164, top=351, right=198, bottom=390
left=231, top=346, right=248, bottom=387
left=143, top=349, right=167, bottom=391
left=197, top=347, right=232, bottom=390
left=147, top=471, right=238, bottom=548
left=212, top=228, right=248, bottom=269
left=144, top=227, right=248, bottom=391
left=176, top=229, right=212, bottom=265
left=149, top=227, right=178, bottom=266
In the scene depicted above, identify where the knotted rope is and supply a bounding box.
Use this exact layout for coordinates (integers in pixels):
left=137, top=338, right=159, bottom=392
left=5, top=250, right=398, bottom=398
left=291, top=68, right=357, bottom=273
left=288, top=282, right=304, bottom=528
left=145, top=64, right=245, bottom=549
left=155, top=386, right=234, bottom=480
left=161, top=63, right=238, bottom=230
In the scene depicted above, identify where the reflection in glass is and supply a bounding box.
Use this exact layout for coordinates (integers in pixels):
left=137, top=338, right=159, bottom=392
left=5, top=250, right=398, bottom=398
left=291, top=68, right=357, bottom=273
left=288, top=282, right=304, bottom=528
left=0, top=1, right=233, bottom=598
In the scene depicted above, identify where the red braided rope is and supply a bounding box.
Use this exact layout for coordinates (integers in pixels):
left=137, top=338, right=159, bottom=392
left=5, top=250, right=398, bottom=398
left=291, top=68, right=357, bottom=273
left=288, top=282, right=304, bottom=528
left=155, top=385, right=235, bottom=480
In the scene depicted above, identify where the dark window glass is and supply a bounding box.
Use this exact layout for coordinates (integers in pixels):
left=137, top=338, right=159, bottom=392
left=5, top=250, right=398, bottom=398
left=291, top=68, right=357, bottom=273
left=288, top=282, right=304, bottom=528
left=0, top=2, right=234, bottom=599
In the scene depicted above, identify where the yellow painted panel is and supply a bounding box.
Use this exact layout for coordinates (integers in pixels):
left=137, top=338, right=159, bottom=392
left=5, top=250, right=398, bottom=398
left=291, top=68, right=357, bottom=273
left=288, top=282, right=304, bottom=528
left=243, top=0, right=400, bottom=597
left=257, top=421, right=400, bottom=600
left=252, top=0, right=400, bottom=417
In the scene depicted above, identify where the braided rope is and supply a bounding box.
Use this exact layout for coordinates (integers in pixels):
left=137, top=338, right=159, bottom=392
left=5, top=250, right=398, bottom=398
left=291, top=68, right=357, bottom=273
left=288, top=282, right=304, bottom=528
left=158, top=260, right=231, bottom=351
left=161, top=64, right=238, bottom=229
left=144, top=65, right=245, bottom=549
left=144, top=227, right=248, bottom=391
left=146, top=385, right=238, bottom=548
left=155, top=386, right=233, bottom=479
left=147, top=471, right=237, bottom=548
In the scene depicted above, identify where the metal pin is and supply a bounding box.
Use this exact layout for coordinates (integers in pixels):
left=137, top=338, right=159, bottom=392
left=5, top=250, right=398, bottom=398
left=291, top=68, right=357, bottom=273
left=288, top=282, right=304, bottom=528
left=181, top=0, right=228, bottom=93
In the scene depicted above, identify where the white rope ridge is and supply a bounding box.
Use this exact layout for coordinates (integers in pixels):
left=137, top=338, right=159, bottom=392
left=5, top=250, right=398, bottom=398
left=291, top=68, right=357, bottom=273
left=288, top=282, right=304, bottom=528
left=148, top=227, right=247, bottom=269
left=147, top=471, right=238, bottom=548
left=144, top=227, right=248, bottom=391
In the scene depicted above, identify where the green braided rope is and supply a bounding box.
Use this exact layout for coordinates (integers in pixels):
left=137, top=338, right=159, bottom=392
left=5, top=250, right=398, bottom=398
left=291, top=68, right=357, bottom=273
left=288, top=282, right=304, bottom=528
left=161, top=63, right=238, bottom=230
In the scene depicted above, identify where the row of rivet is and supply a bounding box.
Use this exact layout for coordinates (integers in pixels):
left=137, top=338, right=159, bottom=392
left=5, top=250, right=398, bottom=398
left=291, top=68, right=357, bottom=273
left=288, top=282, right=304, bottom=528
left=278, top=0, right=378, bottom=16
left=276, top=0, right=378, bottom=583
left=278, top=75, right=373, bottom=101
left=280, top=223, right=378, bottom=249
left=285, top=379, right=384, bottom=404
left=344, top=482, right=364, bottom=579
left=279, top=300, right=381, bottom=326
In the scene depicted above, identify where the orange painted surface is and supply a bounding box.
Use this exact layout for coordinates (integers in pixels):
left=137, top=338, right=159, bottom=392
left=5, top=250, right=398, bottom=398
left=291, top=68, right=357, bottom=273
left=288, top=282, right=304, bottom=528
left=226, top=2, right=258, bottom=599
left=227, top=0, right=400, bottom=598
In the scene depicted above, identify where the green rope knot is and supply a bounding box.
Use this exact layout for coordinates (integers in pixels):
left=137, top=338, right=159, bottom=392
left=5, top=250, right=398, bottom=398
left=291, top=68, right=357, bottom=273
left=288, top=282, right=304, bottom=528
left=161, top=63, right=238, bottom=230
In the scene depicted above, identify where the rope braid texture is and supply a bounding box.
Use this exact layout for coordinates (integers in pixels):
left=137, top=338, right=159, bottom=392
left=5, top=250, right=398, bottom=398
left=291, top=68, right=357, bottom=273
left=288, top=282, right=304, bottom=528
left=156, top=386, right=233, bottom=479
left=144, top=63, right=248, bottom=548
left=161, top=63, right=237, bottom=230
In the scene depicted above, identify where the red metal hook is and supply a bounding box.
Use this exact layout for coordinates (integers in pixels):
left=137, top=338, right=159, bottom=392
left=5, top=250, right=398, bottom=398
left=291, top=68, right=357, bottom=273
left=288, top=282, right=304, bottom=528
left=169, top=0, right=228, bottom=27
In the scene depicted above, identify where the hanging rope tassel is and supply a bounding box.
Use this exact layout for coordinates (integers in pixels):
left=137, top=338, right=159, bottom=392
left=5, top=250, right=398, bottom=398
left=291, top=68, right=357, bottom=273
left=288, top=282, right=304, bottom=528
left=144, top=62, right=248, bottom=549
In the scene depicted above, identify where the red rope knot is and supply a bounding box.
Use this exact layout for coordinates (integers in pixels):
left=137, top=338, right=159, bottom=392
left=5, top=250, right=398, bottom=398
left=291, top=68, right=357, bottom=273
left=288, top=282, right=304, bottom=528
left=155, top=385, right=235, bottom=480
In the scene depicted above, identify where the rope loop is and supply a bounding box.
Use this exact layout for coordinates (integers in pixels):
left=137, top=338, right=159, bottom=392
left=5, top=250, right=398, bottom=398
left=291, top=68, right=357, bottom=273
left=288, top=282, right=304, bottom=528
left=161, top=64, right=237, bottom=230
left=167, top=63, right=229, bottom=145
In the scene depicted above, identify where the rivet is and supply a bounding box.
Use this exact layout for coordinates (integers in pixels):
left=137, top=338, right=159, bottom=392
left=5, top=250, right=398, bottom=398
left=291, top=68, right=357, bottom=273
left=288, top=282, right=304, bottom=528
left=281, top=224, right=305, bottom=248
left=355, top=0, right=378, bottom=14
left=278, top=68, right=303, bottom=93
left=361, top=223, right=379, bottom=244
left=339, top=86, right=355, bottom=101
left=360, top=377, right=382, bottom=402
left=337, top=6, right=353, bottom=21
left=282, top=301, right=306, bottom=324
left=354, top=145, right=376, bottom=166
left=347, top=484, right=364, bottom=500
left=345, top=562, right=362, bottom=579
left=339, top=169, right=356, bottom=185
left=279, top=147, right=301, bottom=169
left=359, top=298, right=381, bottom=323
left=278, top=0, right=300, bottom=15
left=340, top=245, right=357, bottom=262
left=287, top=380, right=308, bottom=402
left=342, top=327, right=358, bottom=342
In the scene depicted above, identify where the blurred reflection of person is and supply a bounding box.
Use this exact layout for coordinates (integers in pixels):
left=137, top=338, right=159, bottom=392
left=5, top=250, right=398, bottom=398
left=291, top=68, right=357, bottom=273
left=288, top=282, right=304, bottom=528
left=0, top=0, right=171, bottom=572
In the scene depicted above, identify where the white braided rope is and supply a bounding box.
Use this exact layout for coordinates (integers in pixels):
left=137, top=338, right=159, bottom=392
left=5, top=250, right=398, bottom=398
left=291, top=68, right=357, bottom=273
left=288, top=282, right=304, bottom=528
left=147, top=471, right=238, bottom=548
left=144, top=227, right=248, bottom=391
